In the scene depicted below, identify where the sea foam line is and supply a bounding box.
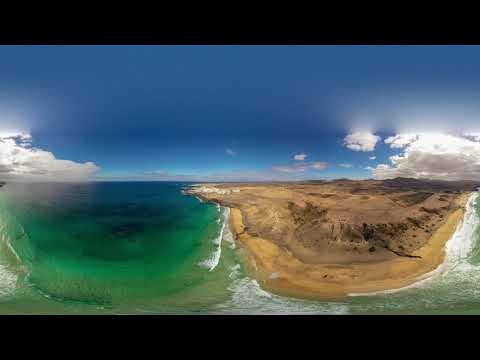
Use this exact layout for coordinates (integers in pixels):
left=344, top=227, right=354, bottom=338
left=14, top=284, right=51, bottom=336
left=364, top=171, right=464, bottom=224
left=217, top=276, right=349, bottom=314
left=0, top=215, right=21, bottom=298
left=199, top=207, right=231, bottom=271
left=349, top=191, right=479, bottom=297
left=0, top=264, right=16, bottom=297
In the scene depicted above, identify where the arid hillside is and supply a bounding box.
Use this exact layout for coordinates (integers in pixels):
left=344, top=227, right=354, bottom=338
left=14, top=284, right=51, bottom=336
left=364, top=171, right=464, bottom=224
left=188, top=178, right=479, bottom=265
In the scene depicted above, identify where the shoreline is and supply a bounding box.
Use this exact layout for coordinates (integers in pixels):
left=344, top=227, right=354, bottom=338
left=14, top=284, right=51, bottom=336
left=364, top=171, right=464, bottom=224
left=225, top=192, right=474, bottom=300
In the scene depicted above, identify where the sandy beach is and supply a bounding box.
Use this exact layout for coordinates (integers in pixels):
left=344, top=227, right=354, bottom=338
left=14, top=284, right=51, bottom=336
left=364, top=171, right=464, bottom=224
left=188, top=179, right=477, bottom=299
left=229, top=192, right=470, bottom=299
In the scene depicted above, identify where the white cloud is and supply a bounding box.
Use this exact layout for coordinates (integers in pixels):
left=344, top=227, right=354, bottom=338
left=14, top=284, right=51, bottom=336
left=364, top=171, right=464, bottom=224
left=344, top=131, right=380, bottom=152
left=384, top=133, right=419, bottom=148
left=0, top=130, right=32, bottom=147
left=294, top=153, right=307, bottom=161
left=370, top=132, right=480, bottom=180
left=226, top=148, right=236, bottom=156
left=272, top=161, right=327, bottom=173
left=0, top=132, right=99, bottom=181
left=0, top=131, right=31, bottom=141
left=369, top=164, right=392, bottom=178
left=369, top=156, right=376, bottom=160
left=310, top=162, right=327, bottom=170
left=463, top=132, right=480, bottom=142
left=338, top=163, right=353, bottom=168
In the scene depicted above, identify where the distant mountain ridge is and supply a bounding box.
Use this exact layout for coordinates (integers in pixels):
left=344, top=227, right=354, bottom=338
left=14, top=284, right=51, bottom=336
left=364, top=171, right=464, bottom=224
left=381, top=177, right=480, bottom=191
left=299, top=177, right=480, bottom=192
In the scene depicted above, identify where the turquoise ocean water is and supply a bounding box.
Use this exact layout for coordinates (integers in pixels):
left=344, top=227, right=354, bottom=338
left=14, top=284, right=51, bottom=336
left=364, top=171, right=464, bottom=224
left=0, top=182, right=479, bottom=314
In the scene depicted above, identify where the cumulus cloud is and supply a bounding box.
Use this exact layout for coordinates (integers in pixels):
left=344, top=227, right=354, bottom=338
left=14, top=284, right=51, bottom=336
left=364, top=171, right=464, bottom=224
left=338, top=163, right=353, bottom=168
left=344, top=131, right=381, bottom=152
left=272, top=161, right=327, bottom=173
left=370, top=132, right=480, bottom=180
left=369, top=156, right=376, bottom=160
left=294, top=153, right=307, bottom=161
left=0, top=132, right=99, bottom=181
left=226, top=148, right=236, bottom=156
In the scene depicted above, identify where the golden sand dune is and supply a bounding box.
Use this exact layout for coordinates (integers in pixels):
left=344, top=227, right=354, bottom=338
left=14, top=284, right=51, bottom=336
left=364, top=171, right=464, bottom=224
left=187, top=178, right=478, bottom=299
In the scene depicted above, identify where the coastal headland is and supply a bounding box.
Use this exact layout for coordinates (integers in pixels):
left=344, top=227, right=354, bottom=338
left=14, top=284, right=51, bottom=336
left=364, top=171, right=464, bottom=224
left=187, top=178, right=479, bottom=299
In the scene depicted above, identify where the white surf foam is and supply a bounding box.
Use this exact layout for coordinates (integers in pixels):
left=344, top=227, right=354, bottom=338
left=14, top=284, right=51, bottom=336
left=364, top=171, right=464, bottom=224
left=349, top=191, right=480, bottom=297
left=228, top=264, right=242, bottom=279
left=198, top=207, right=231, bottom=271
left=0, top=264, right=17, bottom=298
left=223, top=220, right=235, bottom=249
left=204, top=205, right=350, bottom=313
left=0, top=214, right=20, bottom=298
left=218, top=275, right=349, bottom=314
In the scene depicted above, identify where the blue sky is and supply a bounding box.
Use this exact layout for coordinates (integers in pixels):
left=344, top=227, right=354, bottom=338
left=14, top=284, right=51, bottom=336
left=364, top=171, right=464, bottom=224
left=2, top=46, right=480, bottom=181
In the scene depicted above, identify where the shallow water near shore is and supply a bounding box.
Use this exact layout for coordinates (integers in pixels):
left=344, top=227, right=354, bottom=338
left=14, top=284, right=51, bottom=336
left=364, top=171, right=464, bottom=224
left=0, top=182, right=479, bottom=314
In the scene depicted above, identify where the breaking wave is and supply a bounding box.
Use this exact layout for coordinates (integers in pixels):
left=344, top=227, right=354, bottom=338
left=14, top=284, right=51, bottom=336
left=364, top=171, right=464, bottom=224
left=0, top=196, right=27, bottom=299
left=216, top=276, right=349, bottom=314
left=0, top=264, right=17, bottom=298
left=199, top=207, right=232, bottom=271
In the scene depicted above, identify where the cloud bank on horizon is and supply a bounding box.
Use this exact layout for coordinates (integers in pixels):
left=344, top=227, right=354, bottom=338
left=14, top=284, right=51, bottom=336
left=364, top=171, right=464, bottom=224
left=0, top=131, right=99, bottom=181
left=347, top=131, right=480, bottom=181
